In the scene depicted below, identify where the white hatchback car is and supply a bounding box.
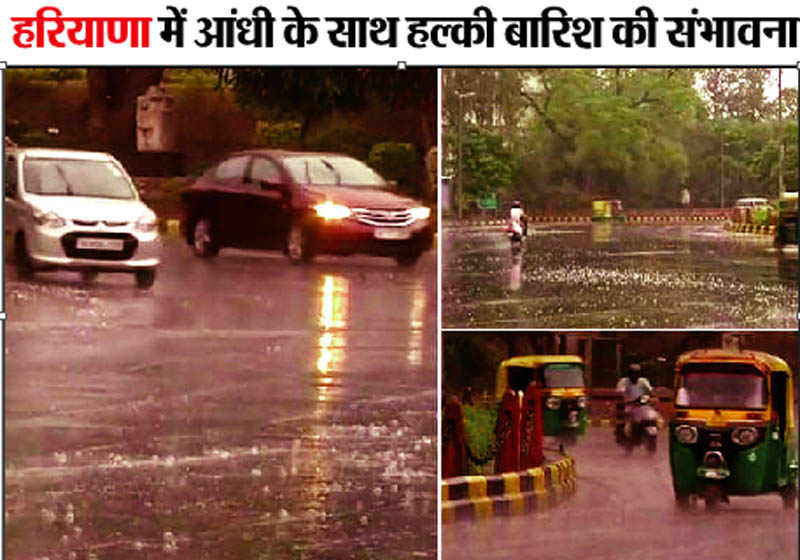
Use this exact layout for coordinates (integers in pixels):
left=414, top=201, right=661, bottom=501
left=5, top=147, right=161, bottom=289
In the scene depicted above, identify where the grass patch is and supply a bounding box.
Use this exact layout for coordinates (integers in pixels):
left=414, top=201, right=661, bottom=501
left=462, top=403, right=498, bottom=474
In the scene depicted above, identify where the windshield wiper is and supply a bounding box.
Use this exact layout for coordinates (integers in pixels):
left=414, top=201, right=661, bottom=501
left=322, top=159, right=342, bottom=185
left=54, top=165, right=74, bottom=195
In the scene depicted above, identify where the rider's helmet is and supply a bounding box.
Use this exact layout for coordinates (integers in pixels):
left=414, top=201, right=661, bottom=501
left=626, top=363, right=641, bottom=383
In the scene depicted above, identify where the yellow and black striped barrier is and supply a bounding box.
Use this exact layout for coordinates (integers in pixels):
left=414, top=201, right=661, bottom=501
left=441, top=455, right=577, bottom=524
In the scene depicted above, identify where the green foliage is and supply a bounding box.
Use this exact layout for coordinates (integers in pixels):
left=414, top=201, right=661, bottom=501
left=462, top=403, right=498, bottom=474
left=7, top=68, right=85, bottom=85
left=368, top=141, right=418, bottom=190
left=445, top=127, right=515, bottom=206
left=163, top=68, right=219, bottom=88
left=444, top=68, right=792, bottom=211
left=254, top=120, right=302, bottom=148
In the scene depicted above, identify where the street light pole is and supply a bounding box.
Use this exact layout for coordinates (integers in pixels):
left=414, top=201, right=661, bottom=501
left=455, top=91, right=476, bottom=220
left=720, top=142, right=728, bottom=209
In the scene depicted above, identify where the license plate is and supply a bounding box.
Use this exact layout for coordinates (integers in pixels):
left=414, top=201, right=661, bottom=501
left=374, top=228, right=411, bottom=240
left=76, top=238, right=124, bottom=251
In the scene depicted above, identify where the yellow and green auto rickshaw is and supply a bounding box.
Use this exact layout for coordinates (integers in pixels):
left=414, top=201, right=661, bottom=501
left=775, top=191, right=798, bottom=247
left=496, top=355, right=589, bottom=444
left=591, top=200, right=625, bottom=222
left=669, top=349, right=798, bottom=510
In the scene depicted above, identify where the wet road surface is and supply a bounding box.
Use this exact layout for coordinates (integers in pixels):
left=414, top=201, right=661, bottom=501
left=442, top=223, right=798, bottom=329
left=5, top=240, right=437, bottom=560
left=442, top=427, right=799, bottom=560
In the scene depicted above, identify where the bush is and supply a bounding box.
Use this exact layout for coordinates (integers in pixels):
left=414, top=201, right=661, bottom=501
left=462, top=403, right=498, bottom=475
left=253, top=120, right=302, bottom=148
left=368, top=142, right=419, bottom=196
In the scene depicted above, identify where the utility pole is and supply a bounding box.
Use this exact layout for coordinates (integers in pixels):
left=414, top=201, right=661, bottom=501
left=778, top=68, right=785, bottom=197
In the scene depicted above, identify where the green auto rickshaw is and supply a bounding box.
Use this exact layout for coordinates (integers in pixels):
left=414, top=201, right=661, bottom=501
left=669, top=349, right=798, bottom=510
left=591, top=200, right=625, bottom=222
left=496, top=355, right=589, bottom=444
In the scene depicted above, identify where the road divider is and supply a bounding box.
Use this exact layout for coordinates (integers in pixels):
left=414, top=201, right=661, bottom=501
left=445, top=213, right=729, bottom=228
left=727, top=222, right=776, bottom=236
left=441, top=454, right=576, bottom=524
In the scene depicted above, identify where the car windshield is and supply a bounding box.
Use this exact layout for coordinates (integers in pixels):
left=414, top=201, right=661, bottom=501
left=283, top=155, right=387, bottom=188
left=542, top=363, right=585, bottom=388
left=23, top=157, right=137, bottom=199
left=676, top=363, right=767, bottom=409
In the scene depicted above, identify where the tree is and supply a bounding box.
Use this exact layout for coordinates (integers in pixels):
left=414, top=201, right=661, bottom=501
left=222, top=68, right=436, bottom=149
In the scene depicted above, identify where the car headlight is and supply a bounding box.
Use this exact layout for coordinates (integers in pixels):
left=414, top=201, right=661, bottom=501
left=134, top=210, right=158, bottom=232
left=546, top=396, right=561, bottom=410
left=731, top=426, right=758, bottom=446
left=675, top=424, right=698, bottom=445
left=315, top=201, right=352, bottom=220
left=32, top=207, right=66, bottom=228
left=410, top=206, right=431, bottom=221
left=576, top=396, right=588, bottom=409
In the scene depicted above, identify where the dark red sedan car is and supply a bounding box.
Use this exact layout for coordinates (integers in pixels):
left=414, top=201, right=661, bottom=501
left=181, top=150, right=434, bottom=266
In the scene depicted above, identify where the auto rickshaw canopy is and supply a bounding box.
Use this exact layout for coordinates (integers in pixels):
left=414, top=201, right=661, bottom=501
left=496, top=355, right=584, bottom=400
left=674, top=349, right=795, bottom=436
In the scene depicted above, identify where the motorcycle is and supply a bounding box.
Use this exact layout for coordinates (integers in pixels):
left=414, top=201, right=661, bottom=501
left=615, top=394, right=660, bottom=454
left=505, top=220, right=525, bottom=253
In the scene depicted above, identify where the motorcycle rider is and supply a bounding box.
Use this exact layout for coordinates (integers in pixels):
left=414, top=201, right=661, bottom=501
left=508, top=200, right=528, bottom=238
left=616, top=363, right=653, bottom=438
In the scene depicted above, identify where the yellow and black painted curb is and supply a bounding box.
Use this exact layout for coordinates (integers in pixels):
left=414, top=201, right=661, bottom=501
left=446, top=214, right=728, bottom=228
left=441, top=455, right=577, bottom=524
left=727, top=222, right=776, bottom=236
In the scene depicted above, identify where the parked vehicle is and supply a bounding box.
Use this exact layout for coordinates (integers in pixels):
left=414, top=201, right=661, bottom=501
left=774, top=192, right=798, bottom=247
left=591, top=199, right=625, bottom=222
left=669, top=349, right=798, bottom=510
left=731, top=196, right=774, bottom=226
left=180, top=150, right=433, bottom=266
left=4, top=147, right=161, bottom=289
left=615, top=393, right=661, bottom=454
left=496, top=355, right=589, bottom=444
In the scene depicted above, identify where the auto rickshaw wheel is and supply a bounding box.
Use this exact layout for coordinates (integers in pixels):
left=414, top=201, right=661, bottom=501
left=704, top=484, right=722, bottom=512
left=646, top=436, right=657, bottom=454
left=560, top=430, right=577, bottom=447
left=674, top=489, right=692, bottom=510
left=780, top=485, right=797, bottom=509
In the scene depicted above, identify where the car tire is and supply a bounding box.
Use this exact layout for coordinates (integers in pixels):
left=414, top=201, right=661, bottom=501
left=14, top=232, right=34, bottom=280
left=287, top=220, right=315, bottom=264
left=395, top=250, right=423, bottom=267
left=191, top=216, right=219, bottom=258
left=81, top=270, right=99, bottom=284
left=135, top=268, right=157, bottom=290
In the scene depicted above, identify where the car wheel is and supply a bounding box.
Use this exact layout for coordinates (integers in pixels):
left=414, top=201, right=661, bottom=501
left=81, top=270, right=99, bottom=284
left=395, top=250, right=423, bottom=267
left=135, top=268, right=156, bottom=290
left=192, top=216, right=219, bottom=258
left=287, top=220, right=315, bottom=264
left=14, top=232, right=34, bottom=280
